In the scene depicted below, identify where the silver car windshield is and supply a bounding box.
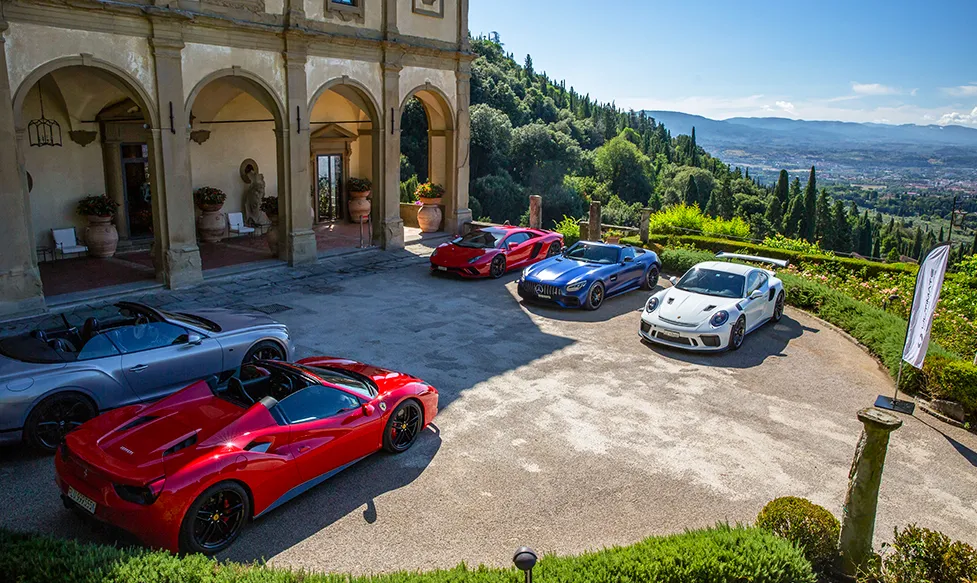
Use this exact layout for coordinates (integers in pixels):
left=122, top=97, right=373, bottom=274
left=675, top=268, right=746, bottom=299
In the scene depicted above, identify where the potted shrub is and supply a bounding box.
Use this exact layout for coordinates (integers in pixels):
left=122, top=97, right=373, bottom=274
left=347, top=177, right=372, bottom=223
left=260, top=196, right=280, bottom=254
left=604, top=229, right=624, bottom=244
left=193, top=186, right=228, bottom=243
left=76, top=194, right=120, bottom=258
left=415, top=182, right=445, bottom=233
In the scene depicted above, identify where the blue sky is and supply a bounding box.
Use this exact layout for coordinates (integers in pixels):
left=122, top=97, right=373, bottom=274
left=469, top=0, right=977, bottom=126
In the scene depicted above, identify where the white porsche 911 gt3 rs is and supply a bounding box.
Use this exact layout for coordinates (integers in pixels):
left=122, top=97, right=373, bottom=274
left=639, top=253, right=787, bottom=351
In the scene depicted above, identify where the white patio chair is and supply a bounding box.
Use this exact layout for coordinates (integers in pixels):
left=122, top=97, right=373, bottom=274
left=52, top=227, right=88, bottom=258
left=228, top=212, right=255, bottom=236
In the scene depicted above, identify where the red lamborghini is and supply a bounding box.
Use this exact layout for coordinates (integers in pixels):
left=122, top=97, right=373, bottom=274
left=54, top=357, right=438, bottom=554
left=429, top=226, right=563, bottom=278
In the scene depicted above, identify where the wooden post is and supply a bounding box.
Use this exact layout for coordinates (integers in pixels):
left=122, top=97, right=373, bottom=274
left=588, top=201, right=601, bottom=241
left=529, top=195, right=542, bottom=230
left=639, top=207, right=652, bottom=244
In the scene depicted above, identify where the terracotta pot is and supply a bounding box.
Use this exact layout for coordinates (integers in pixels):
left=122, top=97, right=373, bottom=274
left=197, top=207, right=225, bottom=243
left=85, top=215, right=119, bottom=258
left=348, top=190, right=371, bottom=223
left=605, top=236, right=621, bottom=244
left=266, top=217, right=280, bottom=255
left=417, top=199, right=443, bottom=233
left=198, top=203, right=224, bottom=213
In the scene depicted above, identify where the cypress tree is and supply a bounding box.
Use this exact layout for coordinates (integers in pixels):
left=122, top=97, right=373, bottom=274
left=911, top=226, right=923, bottom=260
left=765, top=195, right=783, bottom=231
left=939, top=226, right=945, bottom=242
left=717, top=179, right=735, bottom=220
left=774, top=170, right=790, bottom=206
left=690, top=127, right=698, bottom=166
left=705, top=189, right=719, bottom=216
left=802, top=167, right=817, bottom=241
left=783, top=195, right=805, bottom=238
left=972, top=231, right=977, bottom=254
left=684, top=174, right=699, bottom=207
left=872, top=236, right=881, bottom=259
left=832, top=201, right=851, bottom=252
left=815, top=189, right=832, bottom=243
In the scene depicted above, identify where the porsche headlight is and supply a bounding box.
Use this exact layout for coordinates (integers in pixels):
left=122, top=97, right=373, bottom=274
left=710, top=310, right=730, bottom=327
left=565, top=280, right=587, bottom=293
left=646, top=296, right=660, bottom=312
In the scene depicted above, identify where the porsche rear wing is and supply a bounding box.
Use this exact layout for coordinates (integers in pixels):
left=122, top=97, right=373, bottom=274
left=715, top=252, right=789, bottom=269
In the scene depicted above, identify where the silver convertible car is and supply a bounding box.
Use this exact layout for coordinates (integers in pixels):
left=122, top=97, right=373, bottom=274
left=0, top=302, right=294, bottom=452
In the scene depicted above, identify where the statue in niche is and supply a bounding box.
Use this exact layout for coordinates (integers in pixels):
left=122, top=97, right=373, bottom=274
left=241, top=160, right=270, bottom=226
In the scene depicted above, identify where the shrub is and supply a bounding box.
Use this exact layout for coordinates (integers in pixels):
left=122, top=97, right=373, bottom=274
left=348, top=177, right=372, bottom=192
left=763, top=234, right=833, bottom=256
left=76, top=194, right=120, bottom=217
left=647, top=204, right=752, bottom=240
left=923, top=356, right=977, bottom=415
left=859, top=524, right=977, bottom=583
left=0, top=525, right=815, bottom=583
left=259, top=196, right=279, bottom=217
left=553, top=215, right=580, bottom=246
left=401, top=175, right=420, bottom=203
left=756, top=496, right=840, bottom=572
left=193, top=186, right=227, bottom=207
left=415, top=182, right=446, bottom=199
left=601, top=194, right=642, bottom=227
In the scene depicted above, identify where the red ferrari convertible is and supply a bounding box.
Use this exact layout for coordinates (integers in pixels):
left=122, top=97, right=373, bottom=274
left=429, top=226, right=563, bottom=278
left=54, top=357, right=438, bottom=554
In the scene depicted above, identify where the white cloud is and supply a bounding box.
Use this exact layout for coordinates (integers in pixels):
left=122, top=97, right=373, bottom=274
left=851, top=82, right=902, bottom=95
left=775, top=100, right=795, bottom=113
left=943, top=84, right=977, bottom=97
left=938, top=106, right=977, bottom=126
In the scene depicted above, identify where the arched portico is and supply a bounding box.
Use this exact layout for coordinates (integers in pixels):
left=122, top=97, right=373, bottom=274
left=400, top=83, right=459, bottom=232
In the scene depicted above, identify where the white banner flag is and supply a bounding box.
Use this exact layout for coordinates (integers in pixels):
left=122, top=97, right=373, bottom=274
left=902, top=244, right=950, bottom=370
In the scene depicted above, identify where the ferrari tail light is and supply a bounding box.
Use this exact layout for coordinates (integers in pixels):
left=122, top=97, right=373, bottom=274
left=114, top=476, right=165, bottom=505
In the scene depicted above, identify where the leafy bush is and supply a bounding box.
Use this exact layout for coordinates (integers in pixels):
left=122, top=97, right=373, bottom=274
left=400, top=175, right=420, bottom=203
left=415, top=182, right=445, bottom=199
left=193, top=186, right=227, bottom=207
left=259, top=196, right=279, bottom=217
left=923, top=356, right=977, bottom=415
left=348, top=177, right=372, bottom=192
left=0, top=525, right=815, bottom=583
left=553, top=215, right=580, bottom=245
left=756, top=496, right=840, bottom=572
left=76, top=194, right=120, bottom=217
left=763, top=234, right=833, bottom=256
left=859, top=524, right=977, bottom=583
left=648, top=204, right=751, bottom=239
left=601, top=194, right=642, bottom=227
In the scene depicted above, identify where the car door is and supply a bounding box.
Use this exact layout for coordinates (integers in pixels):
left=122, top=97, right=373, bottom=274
left=108, top=322, right=224, bottom=403
left=71, top=333, right=144, bottom=409
left=743, top=270, right=769, bottom=329
left=502, top=232, right=534, bottom=268
left=277, top=384, right=384, bottom=483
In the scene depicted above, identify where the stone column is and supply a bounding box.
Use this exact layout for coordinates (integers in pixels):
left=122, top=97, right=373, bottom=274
left=578, top=219, right=589, bottom=242
left=447, top=64, right=472, bottom=234
left=639, top=208, right=652, bottom=244
left=588, top=201, right=602, bottom=241
left=529, top=195, right=542, bottom=229
left=150, top=30, right=202, bottom=288
left=838, top=408, right=903, bottom=578
left=102, top=140, right=127, bottom=239
left=0, top=22, right=45, bottom=317
left=282, top=38, right=316, bottom=265
left=380, top=55, right=405, bottom=249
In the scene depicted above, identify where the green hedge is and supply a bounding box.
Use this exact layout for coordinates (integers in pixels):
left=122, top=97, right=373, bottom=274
left=622, top=234, right=917, bottom=278
left=0, top=526, right=815, bottom=583
left=644, top=244, right=977, bottom=420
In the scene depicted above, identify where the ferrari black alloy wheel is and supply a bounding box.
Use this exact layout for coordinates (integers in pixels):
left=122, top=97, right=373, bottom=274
left=181, top=482, right=250, bottom=554
left=383, top=400, right=423, bottom=453
left=26, top=393, right=96, bottom=453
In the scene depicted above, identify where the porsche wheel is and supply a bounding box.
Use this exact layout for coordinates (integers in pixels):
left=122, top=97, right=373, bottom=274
left=243, top=340, right=285, bottom=363
left=25, top=393, right=96, bottom=453
left=383, top=400, right=423, bottom=454
left=773, top=291, right=785, bottom=323
left=180, top=481, right=250, bottom=555
left=642, top=265, right=660, bottom=291
left=729, top=316, right=746, bottom=351
left=584, top=281, right=605, bottom=311
left=489, top=255, right=507, bottom=279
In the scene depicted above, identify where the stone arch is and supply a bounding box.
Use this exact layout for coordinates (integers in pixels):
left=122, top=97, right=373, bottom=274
left=400, top=83, right=455, bottom=131
left=184, top=67, right=287, bottom=129
left=12, top=55, right=158, bottom=129
left=308, top=76, right=382, bottom=126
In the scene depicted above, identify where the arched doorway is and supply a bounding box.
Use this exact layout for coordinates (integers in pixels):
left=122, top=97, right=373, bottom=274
left=13, top=62, right=161, bottom=298
left=186, top=71, right=287, bottom=270
left=400, top=85, right=455, bottom=234
left=308, top=79, right=382, bottom=251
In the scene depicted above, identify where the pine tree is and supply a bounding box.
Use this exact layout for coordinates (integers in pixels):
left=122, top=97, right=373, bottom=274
left=815, top=189, right=832, bottom=243
left=684, top=174, right=699, bottom=207
left=801, top=167, right=817, bottom=241
left=765, top=195, right=783, bottom=231
left=524, top=54, right=535, bottom=78
left=911, top=226, right=923, bottom=260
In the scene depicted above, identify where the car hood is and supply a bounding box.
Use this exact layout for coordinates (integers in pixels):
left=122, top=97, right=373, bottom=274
left=298, top=356, right=423, bottom=395
left=525, top=257, right=609, bottom=285
left=657, top=287, right=732, bottom=326
left=433, top=243, right=495, bottom=264
left=182, top=308, right=281, bottom=333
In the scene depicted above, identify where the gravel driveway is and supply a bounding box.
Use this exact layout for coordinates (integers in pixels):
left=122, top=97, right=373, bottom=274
left=1, top=260, right=975, bottom=575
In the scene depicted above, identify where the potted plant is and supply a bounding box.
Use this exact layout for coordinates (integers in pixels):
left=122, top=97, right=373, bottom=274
left=260, top=196, right=281, bottom=254
left=604, top=229, right=624, bottom=244
left=347, top=177, right=372, bottom=223
left=76, top=194, right=120, bottom=258
left=193, top=186, right=228, bottom=243
left=415, top=182, right=445, bottom=232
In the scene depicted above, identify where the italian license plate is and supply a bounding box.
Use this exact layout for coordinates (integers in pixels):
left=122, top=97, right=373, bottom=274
left=538, top=294, right=551, bottom=299
left=68, top=487, right=96, bottom=514
left=437, top=266, right=447, bottom=271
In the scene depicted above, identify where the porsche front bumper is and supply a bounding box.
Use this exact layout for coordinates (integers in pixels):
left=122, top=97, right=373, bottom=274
left=638, top=312, right=729, bottom=351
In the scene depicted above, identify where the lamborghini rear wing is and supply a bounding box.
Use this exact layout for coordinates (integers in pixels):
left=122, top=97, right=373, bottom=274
left=715, top=252, right=789, bottom=269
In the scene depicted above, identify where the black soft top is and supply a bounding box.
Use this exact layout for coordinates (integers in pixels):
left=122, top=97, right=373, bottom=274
left=0, top=335, right=73, bottom=364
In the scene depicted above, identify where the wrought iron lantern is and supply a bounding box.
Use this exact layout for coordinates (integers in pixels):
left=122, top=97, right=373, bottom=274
left=28, top=85, right=62, bottom=148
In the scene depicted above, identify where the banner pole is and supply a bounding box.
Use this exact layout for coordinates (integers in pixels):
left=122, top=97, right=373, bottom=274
left=893, top=360, right=904, bottom=402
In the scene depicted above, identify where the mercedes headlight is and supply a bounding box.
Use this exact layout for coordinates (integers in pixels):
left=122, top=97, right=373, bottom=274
left=646, top=296, right=660, bottom=312
left=565, top=281, right=587, bottom=293
left=710, top=310, right=730, bottom=327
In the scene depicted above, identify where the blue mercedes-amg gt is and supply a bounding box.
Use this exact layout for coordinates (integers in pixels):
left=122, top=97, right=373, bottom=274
left=517, top=241, right=661, bottom=310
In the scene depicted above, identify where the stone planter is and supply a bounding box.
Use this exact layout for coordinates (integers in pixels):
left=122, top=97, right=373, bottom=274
left=604, top=236, right=621, bottom=244
left=85, top=215, right=119, bottom=258
left=348, top=190, right=371, bottom=223
left=417, top=197, right=443, bottom=233
left=265, top=216, right=280, bottom=255
left=196, top=203, right=225, bottom=243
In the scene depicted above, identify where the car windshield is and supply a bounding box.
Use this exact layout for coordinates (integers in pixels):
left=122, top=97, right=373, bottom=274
left=297, top=365, right=377, bottom=399
left=675, top=268, right=746, bottom=299
left=564, top=242, right=619, bottom=264
left=452, top=228, right=506, bottom=249
left=159, top=310, right=220, bottom=332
